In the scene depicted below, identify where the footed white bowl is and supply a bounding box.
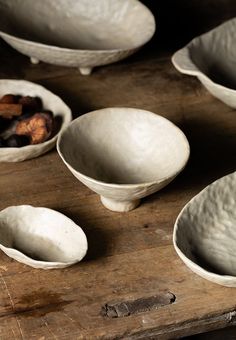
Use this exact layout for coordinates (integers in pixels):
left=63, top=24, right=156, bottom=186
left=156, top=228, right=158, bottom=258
left=0, top=205, right=88, bottom=269
left=57, top=108, right=190, bottom=212
left=172, top=18, right=236, bottom=108
left=0, top=0, right=155, bottom=75
left=173, top=171, right=236, bottom=287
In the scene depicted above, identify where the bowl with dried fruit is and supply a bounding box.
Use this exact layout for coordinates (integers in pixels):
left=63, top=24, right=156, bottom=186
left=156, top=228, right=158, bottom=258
left=173, top=171, right=236, bottom=287
left=0, top=205, right=88, bottom=269
left=57, top=108, right=190, bottom=212
left=0, top=0, right=155, bottom=75
left=0, top=79, right=72, bottom=162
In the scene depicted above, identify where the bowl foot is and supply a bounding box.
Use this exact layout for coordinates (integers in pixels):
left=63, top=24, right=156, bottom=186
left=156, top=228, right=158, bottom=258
left=79, top=67, right=92, bottom=75
left=30, top=57, right=40, bottom=64
left=100, top=196, right=140, bottom=212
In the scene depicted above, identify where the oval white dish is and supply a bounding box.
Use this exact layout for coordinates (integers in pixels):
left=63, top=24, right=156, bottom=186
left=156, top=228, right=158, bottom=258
left=173, top=171, right=236, bottom=287
left=0, top=79, right=72, bottom=162
left=57, top=107, right=190, bottom=212
left=0, top=205, right=88, bottom=269
left=172, top=18, right=236, bottom=108
left=0, top=0, right=155, bottom=75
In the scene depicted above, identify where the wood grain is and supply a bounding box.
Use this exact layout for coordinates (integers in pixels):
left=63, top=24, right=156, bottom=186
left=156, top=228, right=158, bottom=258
left=0, top=3, right=236, bottom=338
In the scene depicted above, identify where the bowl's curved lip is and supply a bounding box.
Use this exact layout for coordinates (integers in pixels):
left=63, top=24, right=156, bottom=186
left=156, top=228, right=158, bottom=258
left=57, top=107, right=190, bottom=189
left=0, top=1, right=156, bottom=54
left=0, top=79, right=72, bottom=153
left=173, top=171, right=236, bottom=283
left=0, top=205, right=88, bottom=267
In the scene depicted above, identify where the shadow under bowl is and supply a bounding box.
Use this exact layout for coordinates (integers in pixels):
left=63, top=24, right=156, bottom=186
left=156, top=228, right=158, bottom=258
left=173, top=171, right=236, bottom=287
left=57, top=107, right=190, bottom=212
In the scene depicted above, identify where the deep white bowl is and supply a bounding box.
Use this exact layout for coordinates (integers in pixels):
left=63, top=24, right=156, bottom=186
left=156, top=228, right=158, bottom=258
left=0, top=205, right=88, bottom=269
left=173, top=171, right=236, bottom=287
left=172, top=18, right=236, bottom=108
left=57, top=108, right=190, bottom=212
left=0, top=79, right=72, bottom=162
left=0, top=0, right=155, bottom=75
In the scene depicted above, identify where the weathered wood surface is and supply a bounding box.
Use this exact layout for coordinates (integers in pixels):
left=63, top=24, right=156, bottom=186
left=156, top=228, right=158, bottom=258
left=0, top=2, right=236, bottom=338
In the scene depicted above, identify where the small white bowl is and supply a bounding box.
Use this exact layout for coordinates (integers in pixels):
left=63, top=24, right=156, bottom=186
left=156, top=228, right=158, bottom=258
left=0, top=205, right=88, bottom=269
left=0, top=0, right=155, bottom=75
left=0, top=79, right=72, bottom=162
left=172, top=18, right=236, bottom=108
left=173, top=171, right=236, bottom=287
left=57, top=108, right=190, bottom=212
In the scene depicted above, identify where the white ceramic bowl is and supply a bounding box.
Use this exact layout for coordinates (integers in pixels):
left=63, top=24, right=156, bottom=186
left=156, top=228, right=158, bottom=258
left=0, top=0, right=155, bottom=75
left=172, top=18, right=236, bottom=108
left=0, top=205, right=88, bottom=269
left=0, top=79, right=72, bottom=162
left=173, top=171, right=236, bottom=287
left=57, top=108, right=190, bottom=212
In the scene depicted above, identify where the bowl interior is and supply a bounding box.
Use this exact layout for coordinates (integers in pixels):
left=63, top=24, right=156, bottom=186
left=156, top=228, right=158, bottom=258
left=59, top=108, right=189, bottom=185
left=0, top=0, right=154, bottom=50
left=0, top=206, right=87, bottom=263
left=175, top=172, right=236, bottom=276
left=189, top=18, right=236, bottom=89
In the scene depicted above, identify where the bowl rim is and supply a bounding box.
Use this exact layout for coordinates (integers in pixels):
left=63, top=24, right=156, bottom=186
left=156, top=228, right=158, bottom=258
left=0, top=0, right=156, bottom=53
left=57, top=107, right=190, bottom=188
left=0, top=205, right=88, bottom=267
left=0, top=79, right=72, bottom=153
left=173, top=171, right=236, bottom=283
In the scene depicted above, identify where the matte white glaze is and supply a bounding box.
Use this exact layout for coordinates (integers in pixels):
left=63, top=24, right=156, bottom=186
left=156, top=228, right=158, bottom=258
left=57, top=108, right=190, bottom=212
left=172, top=18, right=236, bottom=108
left=0, top=79, right=72, bottom=162
left=173, top=171, right=236, bottom=287
left=0, top=205, right=88, bottom=269
left=0, top=0, right=155, bottom=74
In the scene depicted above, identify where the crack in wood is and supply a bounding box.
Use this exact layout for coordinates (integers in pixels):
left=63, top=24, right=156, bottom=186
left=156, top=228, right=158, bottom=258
left=101, top=292, right=176, bottom=318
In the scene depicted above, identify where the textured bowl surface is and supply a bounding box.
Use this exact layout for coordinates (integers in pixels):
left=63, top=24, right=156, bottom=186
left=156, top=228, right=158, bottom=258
left=0, top=79, right=72, bottom=162
left=173, top=171, right=236, bottom=287
left=0, top=205, right=88, bottom=269
left=172, top=18, right=236, bottom=108
left=57, top=107, right=190, bottom=211
left=0, top=0, right=155, bottom=72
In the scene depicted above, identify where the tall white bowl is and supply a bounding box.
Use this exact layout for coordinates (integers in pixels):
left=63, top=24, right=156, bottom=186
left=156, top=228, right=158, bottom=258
left=57, top=108, right=190, bottom=212
left=0, top=0, right=155, bottom=75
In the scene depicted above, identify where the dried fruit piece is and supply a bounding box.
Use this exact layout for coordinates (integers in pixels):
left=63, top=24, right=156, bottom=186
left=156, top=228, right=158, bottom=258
left=0, top=103, right=22, bottom=119
left=0, top=94, right=18, bottom=104
left=16, top=112, right=53, bottom=144
left=18, top=96, right=42, bottom=113
left=5, top=134, right=30, bottom=147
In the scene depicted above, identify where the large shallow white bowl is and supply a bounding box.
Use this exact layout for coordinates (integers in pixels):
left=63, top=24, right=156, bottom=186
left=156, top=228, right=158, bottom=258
left=172, top=18, right=236, bottom=108
left=0, top=205, right=88, bottom=269
left=173, top=171, right=236, bottom=287
left=0, top=0, right=155, bottom=75
left=0, top=79, right=72, bottom=162
left=57, top=108, right=190, bottom=212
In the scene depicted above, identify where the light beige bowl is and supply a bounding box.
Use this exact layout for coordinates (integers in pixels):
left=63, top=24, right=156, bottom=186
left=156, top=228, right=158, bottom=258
left=0, top=79, right=72, bottom=162
left=172, top=18, right=236, bottom=108
left=0, top=205, right=88, bottom=269
left=57, top=108, right=190, bottom=212
left=173, top=171, right=236, bottom=287
left=0, top=0, right=155, bottom=75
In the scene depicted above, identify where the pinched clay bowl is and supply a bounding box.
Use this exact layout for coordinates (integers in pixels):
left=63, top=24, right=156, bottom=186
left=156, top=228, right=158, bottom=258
left=57, top=108, right=190, bottom=212
left=0, top=79, right=72, bottom=162
left=0, top=205, right=88, bottom=269
left=173, top=171, right=236, bottom=287
left=172, top=18, right=236, bottom=108
left=0, top=0, right=155, bottom=75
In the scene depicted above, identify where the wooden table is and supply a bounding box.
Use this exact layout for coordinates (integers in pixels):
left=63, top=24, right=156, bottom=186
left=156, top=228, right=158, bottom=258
left=1, top=3, right=236, bottom=338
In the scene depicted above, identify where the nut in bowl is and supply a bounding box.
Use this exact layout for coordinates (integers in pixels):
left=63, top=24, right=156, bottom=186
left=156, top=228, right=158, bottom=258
left=57, top=108, right=190, bottom=212
left=0, top=79, right=72, bottom=161
left=0, top=205, right=88, bottom=269
left=173, top=171, right=236, bottom=287
left=0, top=0, right=155, bottom=75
